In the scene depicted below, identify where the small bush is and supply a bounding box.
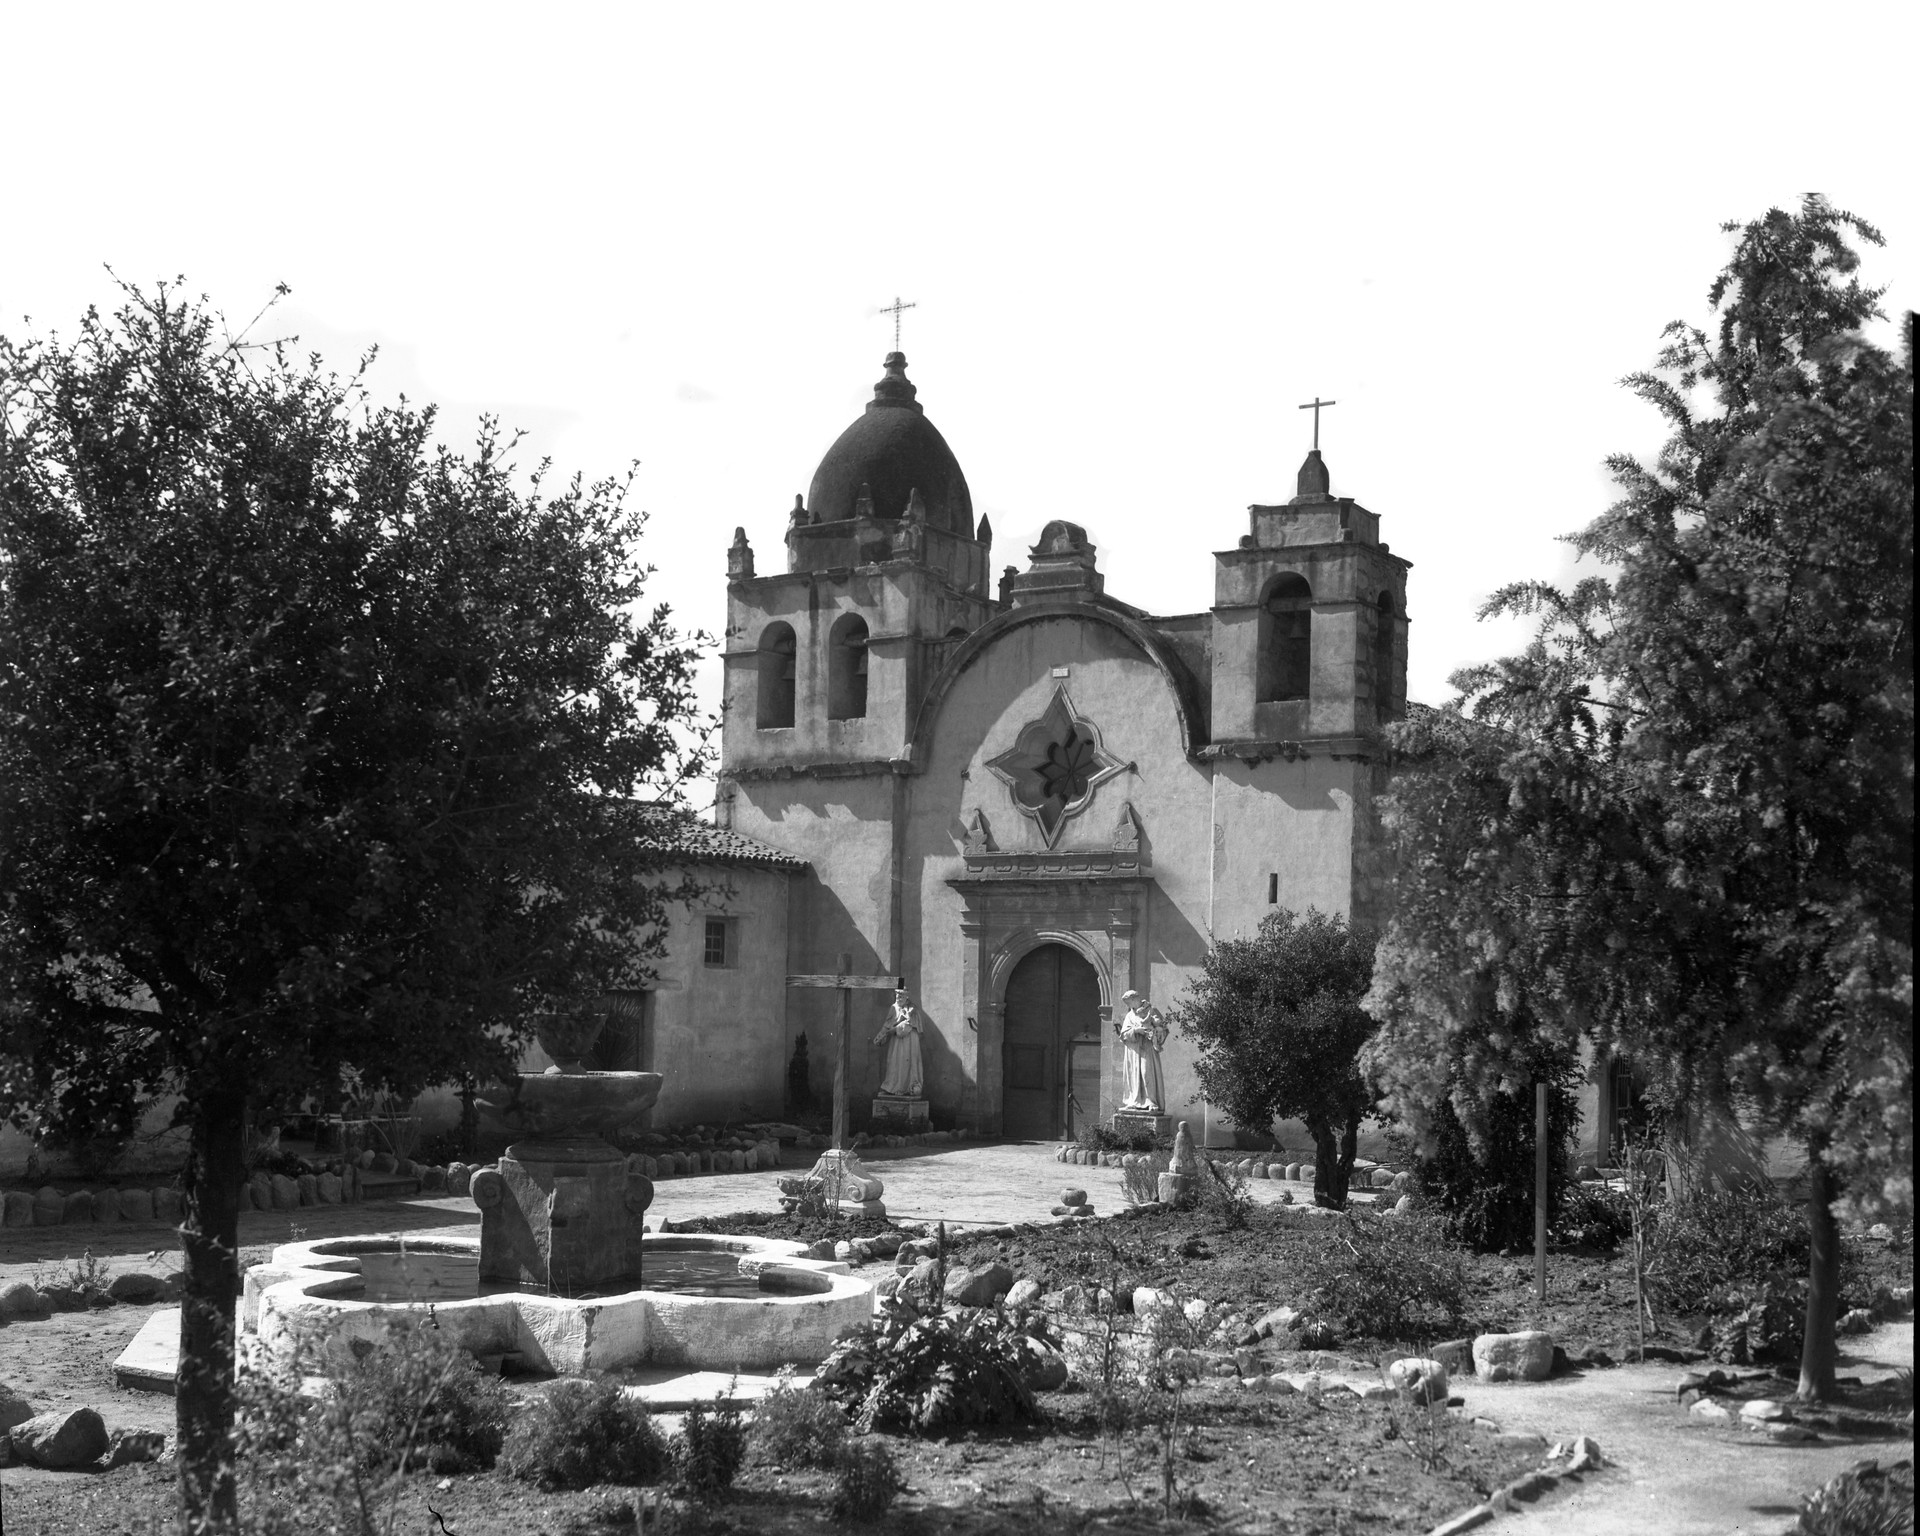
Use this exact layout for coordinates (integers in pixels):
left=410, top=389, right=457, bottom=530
left=1198, top=1157, right=1254, bottom=1230
left=1120, top=1151, right=1170, bottom=1207
left=1078, top=1122, right=1165, bottom=1152
left=831, top=1438, right=906, bottom=1524
left=750, top=1367, right=847, bottom=1469
left=674, top=1391, right=749, bottom=1502
left=1415, top=1068, right=1580, bottom=1250
left=1287, top=1210, right=1467, bottom=1344
left=815, top=1307, right=1043, bottom=1433
left=334, top=1320, right=511, bottom=1474
left=1552, top=1182, right=1632, bottom=1249
left=500, top=1378, right=669, bottom=1490
left=1649, top=1185, right=1810, bottom=1314
left=1793, top=1459, right=1914, bottom=1536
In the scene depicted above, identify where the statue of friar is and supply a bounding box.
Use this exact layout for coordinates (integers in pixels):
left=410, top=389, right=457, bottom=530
left=872, top=988, right=925, bottom=1099
left=1117, top=989, right=1167, bottom=1113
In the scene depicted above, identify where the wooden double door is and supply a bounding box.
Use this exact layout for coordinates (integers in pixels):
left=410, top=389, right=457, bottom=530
left=1002, top=945, right=1102, bottom=1140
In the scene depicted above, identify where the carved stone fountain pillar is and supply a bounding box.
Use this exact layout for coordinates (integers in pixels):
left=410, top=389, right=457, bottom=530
left=472, top=1012, right=662, bottom=1294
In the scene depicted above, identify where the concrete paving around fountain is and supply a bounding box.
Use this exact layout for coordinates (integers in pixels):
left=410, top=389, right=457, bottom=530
left=243, top=1231, right=872, bottom=1376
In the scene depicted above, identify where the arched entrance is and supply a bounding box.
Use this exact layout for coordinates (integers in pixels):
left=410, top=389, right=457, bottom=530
left=1001, top=944, right=1102, bottom=1140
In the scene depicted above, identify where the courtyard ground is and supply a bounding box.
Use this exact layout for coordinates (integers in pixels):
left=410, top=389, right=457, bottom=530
left=2, top=1138, right=1911, bottom=1534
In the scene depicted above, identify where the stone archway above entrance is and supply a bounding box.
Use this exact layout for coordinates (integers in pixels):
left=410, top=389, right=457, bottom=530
left=949, top=834, right=1153, bottom=1136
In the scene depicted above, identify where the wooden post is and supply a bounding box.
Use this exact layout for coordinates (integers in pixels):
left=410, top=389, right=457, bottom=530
left=1534, top=1080, right=1549, bottom=1305
left=834, top=952, right=852, bottom=1150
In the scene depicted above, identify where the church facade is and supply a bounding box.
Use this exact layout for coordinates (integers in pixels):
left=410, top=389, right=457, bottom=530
left=714, top=352, right=1410, bottom=1142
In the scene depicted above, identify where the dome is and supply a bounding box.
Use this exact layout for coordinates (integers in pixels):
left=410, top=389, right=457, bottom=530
left=806, top=353, right=974, bottom=538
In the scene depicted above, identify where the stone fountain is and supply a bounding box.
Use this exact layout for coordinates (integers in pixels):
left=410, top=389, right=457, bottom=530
left=240, top=1008, right=875, bottom=1377
left=469, top=1009, right=659, bottom=1294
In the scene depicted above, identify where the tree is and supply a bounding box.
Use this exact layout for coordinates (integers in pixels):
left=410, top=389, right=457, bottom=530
left=1360, top=197, right=1912, bottom=1398
left=1172, top=908, right=1378, bottom=1209
left=0, top=283, right=709, bottom=1530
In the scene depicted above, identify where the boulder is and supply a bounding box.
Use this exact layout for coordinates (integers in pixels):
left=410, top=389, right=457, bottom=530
left=104, top=1429, right=166, bottom=1468
left=1132, top=1286, right=1175, bottom=1319
left=446, top=1162, right=471, bottom=1196
left=118, top=1188, right=155, bottom=1223
left=1387, top=1357, right=1450, bottom=1404
left=248, top=1172, right=272, bottom=1208
left=1060, top=1187, right=1088, bottom=1206
left=62, top=1189, right=97, bottom=1222
left=1429, top=1338, right=1474, bottom=1376
left=1013, top=1337, right=1069, bottom=1391
left=10, top=1407, right=108, bottom=1469
left=1005, top=1278, right=1044, bottom=1309
left=1689, top=1398, right=1733, bottom=1422
left=1472, top=1330, right=1555, bottom=1382
left=944, top=1262, right=1015, bottom=1307
left=3, top=1190, right=34, bottom=1227
left=318, top=1173, right=343, bottom=1203
left=0, top=1281, right=49, bottom=1319
left=153, top=1187, right=183, bottom=1223
left=804, top=1239, right=837, bottom=1261
left=107, top=1271, right=167, bottom=1304
left=1393, top=1194, right=1417, bottom=1214
left=296, top=1173, right=320, bottom=1206
left=32, top=1186, right=64, bottom=1225
left=1391, top=1171, right=1413, bottom=1192
left=1370, top=1167, right=1397, bottom=1188
left=1300, top=1164, right=1317, bottom=1182
left=1253, top=1304, right=1301, bottom=1338
left=420, top=1166, right=448, bottom=1193
left=0, top=1386, right=36, bottom=1433
left=92, top=1188, right=122, bottom=1222
left=269, top=1174, right=301, bottom=1211
left=1740, top=1398, right=1791, bottom=1422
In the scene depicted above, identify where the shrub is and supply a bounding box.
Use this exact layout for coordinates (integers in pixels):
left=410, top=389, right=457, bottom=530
left=674, top=1390, right=749, bottom=1502
left=1553, top=1181, right=1633, bottom=1249
left=1648, top=1185, right=1811, bottom=1314
left=750, top=1367, right=847, bottom=1469
left=1793, top=1459, right=1914, bottom=1536
left=1198, top=1157, right=1254, bottom=1230
left=1708, top=1275, right=1806, bottom=1365
left=831, top=1438, right=906, bottom=1524
left=1287, top=1210, right=1467, bottom=1344
left=499, top=1378, right=669, bottom=1490
left=1076, top=1122, right=1164, bottom=1152
left=815, top=1306, right=1043, bottom=1432
left=1120, top=1151, right=1170, bottom=1207
left=1414, top=1067, right=1580, bottom=1250
left=334, top=1320, right=510, bottom=1474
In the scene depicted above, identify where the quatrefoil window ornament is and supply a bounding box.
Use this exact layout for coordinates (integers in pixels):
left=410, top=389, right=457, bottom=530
left=985, top=686, right=1124, bottom=847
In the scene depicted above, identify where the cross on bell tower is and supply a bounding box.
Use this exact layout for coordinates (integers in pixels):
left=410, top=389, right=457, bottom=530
left=1297, top=396, right=1337, bottom=451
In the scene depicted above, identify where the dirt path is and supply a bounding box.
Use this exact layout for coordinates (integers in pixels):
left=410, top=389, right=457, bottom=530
left=1455, top=1322, right=1914, bottom=1536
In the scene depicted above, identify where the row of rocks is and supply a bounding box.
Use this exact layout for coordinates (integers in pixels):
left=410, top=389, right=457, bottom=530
left=0, top=1268, right=175, bottom=1319
left=637, top=1141, right=781, bottom=1178
left=0, top=1394, right=165, bottom=1471
left=1050, top=1145, right=1414, bottom=1191
left=2, top=1184, right=187, bottom=1228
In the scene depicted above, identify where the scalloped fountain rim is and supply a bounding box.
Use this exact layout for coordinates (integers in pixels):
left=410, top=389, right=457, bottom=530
left=242, top=1232, right=873, bottom=1375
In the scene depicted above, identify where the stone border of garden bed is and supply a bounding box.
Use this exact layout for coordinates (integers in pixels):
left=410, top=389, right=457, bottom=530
left=1425, top=1435, right=1606, bottom=1535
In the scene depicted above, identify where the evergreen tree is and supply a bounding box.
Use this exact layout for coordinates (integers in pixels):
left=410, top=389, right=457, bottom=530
left=1362, top=198, right=1912, bottom=1398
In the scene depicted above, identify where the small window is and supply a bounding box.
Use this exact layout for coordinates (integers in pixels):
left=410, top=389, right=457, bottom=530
left=703, top=917, right=730, bottom=967
left=1267, top=873, right=1279, bottom=905
left=828, top=613, right=869, bottom=720
left=1259, top=574, right=1313, bottom=702
left=757, top=622, right=797, bottom=729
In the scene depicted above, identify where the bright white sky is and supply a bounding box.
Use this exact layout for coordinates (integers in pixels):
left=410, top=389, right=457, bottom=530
left=8, top=3, right=1914, bottom=759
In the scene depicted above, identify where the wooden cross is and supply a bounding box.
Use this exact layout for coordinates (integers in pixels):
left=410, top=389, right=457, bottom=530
left=1298, top=396, right=1337, bottom=450
left=879, top=295, right=917, bottom=351
left=786, top=954, right=903, bottom=1149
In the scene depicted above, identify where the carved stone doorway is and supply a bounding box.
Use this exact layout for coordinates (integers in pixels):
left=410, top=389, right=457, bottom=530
left=1001, top=944, right=1102, bottom=1140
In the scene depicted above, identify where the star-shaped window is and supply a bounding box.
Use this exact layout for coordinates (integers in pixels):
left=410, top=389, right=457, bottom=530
left=986, top=687, right=1124, bottom=847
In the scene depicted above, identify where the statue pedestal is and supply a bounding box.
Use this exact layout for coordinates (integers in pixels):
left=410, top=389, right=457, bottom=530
left=870, top=1096, right=930, bottom=1130
left=1111, top=1111, right=1173, bottom=1144
left=776, top=1147, right=886, bottom=1219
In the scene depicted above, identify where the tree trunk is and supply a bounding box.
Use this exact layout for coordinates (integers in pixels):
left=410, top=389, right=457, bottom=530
left=1797, top=1140, right=1840, bottom=1402
left=1307, top=1115, right=1356, bottom=1210
left=178, top=1086, right=246, bottom=1534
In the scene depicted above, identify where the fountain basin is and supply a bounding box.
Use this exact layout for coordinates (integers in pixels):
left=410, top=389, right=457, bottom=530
left=244, top=1232, right=872, bottom=1375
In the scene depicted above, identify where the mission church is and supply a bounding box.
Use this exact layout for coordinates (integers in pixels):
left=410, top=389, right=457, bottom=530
left=628, top=346, right=1411, bottom=1145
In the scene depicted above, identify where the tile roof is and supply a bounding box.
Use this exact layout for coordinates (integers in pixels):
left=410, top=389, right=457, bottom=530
left=635, top=807, right=808, bottom=871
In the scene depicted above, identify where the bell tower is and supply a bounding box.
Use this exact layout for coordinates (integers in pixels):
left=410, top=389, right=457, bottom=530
left=1207, top=447, right=1410, bottom=749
